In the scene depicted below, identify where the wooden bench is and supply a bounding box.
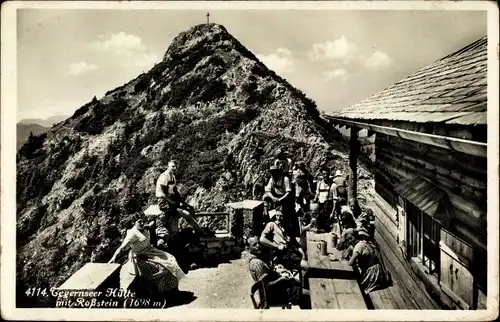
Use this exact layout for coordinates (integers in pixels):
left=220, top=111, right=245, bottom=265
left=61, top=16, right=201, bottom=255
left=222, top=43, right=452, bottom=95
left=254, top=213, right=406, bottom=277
left=368, top=287, right=400, bottom=309
left=306, top=232, right=367, bottom=309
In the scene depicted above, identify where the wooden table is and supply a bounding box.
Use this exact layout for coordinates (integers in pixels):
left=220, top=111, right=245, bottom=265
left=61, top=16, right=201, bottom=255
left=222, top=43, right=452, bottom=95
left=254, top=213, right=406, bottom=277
left=306, top=232, right=367, bottom=309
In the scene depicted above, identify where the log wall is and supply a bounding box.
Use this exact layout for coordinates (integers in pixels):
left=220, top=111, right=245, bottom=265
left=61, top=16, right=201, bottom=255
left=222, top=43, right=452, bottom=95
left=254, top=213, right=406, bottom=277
left=372, top=133, right=487, bottom=309
left=374, top=133, right=487, bottom=247
left=371, top=193, right=442, bottom=309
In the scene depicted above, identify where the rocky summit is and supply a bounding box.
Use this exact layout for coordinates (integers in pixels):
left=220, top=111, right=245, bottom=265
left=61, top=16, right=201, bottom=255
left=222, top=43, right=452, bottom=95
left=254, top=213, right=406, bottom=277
left=16, top=23, right=371, bottom=306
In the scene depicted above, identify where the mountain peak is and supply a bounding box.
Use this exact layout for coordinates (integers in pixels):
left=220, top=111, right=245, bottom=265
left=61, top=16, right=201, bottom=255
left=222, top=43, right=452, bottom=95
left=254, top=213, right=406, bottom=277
left=163, top=23, right=232, bottom=62
left=16, top=22, right=351, bottom=307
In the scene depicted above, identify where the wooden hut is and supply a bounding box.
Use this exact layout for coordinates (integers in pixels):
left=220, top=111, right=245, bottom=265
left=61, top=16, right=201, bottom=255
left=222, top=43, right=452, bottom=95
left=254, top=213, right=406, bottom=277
left=325, top=37, right=487, bottom=310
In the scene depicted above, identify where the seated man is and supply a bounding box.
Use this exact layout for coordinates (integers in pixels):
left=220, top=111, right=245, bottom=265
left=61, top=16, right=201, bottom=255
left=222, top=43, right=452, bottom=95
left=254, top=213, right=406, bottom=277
left=156, top=160, right=207, bottom=236
left=259, top=208, right=308, bottom=271
left=247, top=236, right=310, bottom=308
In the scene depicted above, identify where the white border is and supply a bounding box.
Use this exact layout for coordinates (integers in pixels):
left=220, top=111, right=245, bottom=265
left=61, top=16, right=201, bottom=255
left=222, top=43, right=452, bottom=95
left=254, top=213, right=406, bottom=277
left=1, top=1, right=499, bottom=321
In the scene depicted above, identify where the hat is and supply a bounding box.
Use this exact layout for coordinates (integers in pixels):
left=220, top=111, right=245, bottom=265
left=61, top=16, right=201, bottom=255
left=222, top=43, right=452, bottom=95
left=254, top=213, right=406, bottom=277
left=340, top=205, right=352, bottom=216
left=335, top=170, right=342, bottom=177
left=356, top=227, right=370, bottom=237
left=343, top=228, right=355, bottom=236
left=269, top=165, right=279, bottom=172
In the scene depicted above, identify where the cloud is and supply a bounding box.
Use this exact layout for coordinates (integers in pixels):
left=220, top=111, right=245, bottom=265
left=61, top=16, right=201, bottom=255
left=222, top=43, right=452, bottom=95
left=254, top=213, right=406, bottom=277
left=257, top=47, right=294, bottom=73
left=68, top=61, right=99, bottom=76
left=93, top=32, right=146, bottom=56
left=310, top=36, right=392, bottom=72
left=310, top=36, right=360, bottom=63
left=365, top=51, right=392, bottom=69
left=90, top=32, right=159, bottom=69
left=323, top=68, right=349, bottom=83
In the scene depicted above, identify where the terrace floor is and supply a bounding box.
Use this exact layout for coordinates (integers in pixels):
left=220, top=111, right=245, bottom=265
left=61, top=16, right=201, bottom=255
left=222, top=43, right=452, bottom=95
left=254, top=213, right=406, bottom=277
left=178, top=257, right=253, bottom=308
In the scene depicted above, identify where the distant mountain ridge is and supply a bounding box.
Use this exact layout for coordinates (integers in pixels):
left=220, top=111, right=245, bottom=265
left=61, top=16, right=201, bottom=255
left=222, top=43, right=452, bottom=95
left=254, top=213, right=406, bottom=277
left=19, top=115, right=70, bottom=128
left=16, top=123, right=49, bottom=150
left=16, top=23, right=371, bottom=307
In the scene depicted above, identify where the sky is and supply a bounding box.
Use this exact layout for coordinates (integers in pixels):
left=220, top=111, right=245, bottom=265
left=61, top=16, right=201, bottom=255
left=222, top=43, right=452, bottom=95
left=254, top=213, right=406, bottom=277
left=16, top=8, right=487, bottom=121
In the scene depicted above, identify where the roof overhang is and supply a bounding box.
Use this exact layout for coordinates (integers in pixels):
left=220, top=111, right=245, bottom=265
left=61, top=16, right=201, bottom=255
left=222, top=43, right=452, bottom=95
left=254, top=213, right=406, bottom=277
left=325, top=116, right=486, bottom=158
left=395, top=176, right=455, bottom=221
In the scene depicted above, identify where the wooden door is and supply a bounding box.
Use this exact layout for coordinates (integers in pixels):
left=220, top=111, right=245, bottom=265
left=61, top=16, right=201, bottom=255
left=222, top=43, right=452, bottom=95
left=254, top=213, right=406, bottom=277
left=397, top=201, right=407, bottom=257
left=439, top=230, right=475, bottom=309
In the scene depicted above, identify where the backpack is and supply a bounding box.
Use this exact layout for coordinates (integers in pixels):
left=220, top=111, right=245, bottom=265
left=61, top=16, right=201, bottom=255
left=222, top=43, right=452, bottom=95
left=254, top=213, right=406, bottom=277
left=335, top=178, right=347, bottom=199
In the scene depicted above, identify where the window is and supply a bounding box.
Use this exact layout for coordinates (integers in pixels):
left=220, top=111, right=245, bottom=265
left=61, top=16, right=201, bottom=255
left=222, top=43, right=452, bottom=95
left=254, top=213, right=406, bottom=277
left=406, top=201, right=441, bottom=278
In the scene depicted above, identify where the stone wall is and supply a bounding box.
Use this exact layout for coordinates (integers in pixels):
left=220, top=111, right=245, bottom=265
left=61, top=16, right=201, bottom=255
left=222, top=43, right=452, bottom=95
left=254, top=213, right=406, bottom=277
left=186, top=232, right=243, bottom=263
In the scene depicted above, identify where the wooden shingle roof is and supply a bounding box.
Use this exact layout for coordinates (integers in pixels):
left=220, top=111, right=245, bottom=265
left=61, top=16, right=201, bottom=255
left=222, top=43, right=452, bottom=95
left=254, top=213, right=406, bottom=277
left=329, top=37, right=487, bottom=125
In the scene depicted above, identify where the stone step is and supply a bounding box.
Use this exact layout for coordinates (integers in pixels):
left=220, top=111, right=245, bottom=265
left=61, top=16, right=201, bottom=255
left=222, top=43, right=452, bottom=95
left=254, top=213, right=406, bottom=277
left=58, top=263, right=121, bottom=291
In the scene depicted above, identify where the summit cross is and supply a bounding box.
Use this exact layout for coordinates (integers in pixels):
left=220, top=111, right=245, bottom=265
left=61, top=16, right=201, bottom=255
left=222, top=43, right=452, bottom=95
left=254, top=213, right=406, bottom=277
left=206, top=12, right=210, bottom=24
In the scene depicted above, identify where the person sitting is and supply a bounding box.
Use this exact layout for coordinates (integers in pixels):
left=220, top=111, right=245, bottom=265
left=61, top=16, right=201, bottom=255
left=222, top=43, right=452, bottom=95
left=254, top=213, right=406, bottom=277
left=348, top=228, right=386, bottom=294
left=356, top=208, right=375, bottom=237
left=337, top=228, right=357, bottom=260
left=109, top=213, right=186, bottom=297
left=259, top=208, right=308, bottom=271
left=299, top=212, right=316, bottom=255
left=247, top=236, right=310, bottom=308
left=347, top=198, right=363, bottom=219
left=339, top=205, right=357, bottom=232
left=336, top=207, right=359, bottom=257
left=156, top=160, right=207, bottom=236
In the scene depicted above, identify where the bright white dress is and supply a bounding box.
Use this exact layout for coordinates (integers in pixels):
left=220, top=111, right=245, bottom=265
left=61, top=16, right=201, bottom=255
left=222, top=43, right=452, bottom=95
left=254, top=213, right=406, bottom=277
left=120, top=226, right=185, bottom=292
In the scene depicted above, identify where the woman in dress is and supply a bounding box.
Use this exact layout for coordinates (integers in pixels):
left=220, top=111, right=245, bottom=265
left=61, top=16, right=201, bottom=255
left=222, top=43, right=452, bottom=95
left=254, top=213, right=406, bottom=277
left=348, top=228, right=385, bottom=294
left=109, top=214, right=186, bottom=295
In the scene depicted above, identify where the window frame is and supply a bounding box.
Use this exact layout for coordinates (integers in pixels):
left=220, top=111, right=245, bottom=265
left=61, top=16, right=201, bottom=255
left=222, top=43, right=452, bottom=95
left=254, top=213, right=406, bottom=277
left=405, top=200, right=442, bottom=280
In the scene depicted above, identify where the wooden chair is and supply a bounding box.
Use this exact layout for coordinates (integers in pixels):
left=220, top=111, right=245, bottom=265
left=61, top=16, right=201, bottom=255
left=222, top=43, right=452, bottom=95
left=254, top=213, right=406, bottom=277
left=250, top=280, right=292, bottom=309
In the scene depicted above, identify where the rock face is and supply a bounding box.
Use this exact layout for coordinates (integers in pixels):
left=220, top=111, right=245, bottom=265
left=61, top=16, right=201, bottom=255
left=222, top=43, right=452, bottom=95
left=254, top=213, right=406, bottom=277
left=16, top=23, right=371, bottom=307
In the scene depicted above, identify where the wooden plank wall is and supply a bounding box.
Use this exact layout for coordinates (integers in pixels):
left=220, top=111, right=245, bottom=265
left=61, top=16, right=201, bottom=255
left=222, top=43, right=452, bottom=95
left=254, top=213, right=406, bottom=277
left=373, top=133, right=487, bottom=308
left=374, top=133, right=486, bottom=250
left=371, top=193, right=442, bottom=309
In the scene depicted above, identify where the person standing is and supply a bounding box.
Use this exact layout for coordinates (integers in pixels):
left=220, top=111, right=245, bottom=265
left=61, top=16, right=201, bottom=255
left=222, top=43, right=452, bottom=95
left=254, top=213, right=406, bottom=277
left=263, top=166, right=298, bottom=237
left=292, top=161, right=313, bottom=215
left=274, top=148, right=293, bottom=178
left=331, top=170, right=348, bottom=219
left=313, top=171, right=334, bottom=232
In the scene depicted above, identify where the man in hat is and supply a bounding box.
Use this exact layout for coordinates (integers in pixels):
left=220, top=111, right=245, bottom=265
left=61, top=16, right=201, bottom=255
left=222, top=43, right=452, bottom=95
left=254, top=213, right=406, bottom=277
left=274, top=148, right=293, bottom=178
left=313, top=171, right=335, bottom=232
left=263, top=165, right=299, bottom=233
left=331, top=169, right=349, bottom=219
left=291, top=161, right=313, bottom=215
left=263, top=165, right=292, bottom=208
